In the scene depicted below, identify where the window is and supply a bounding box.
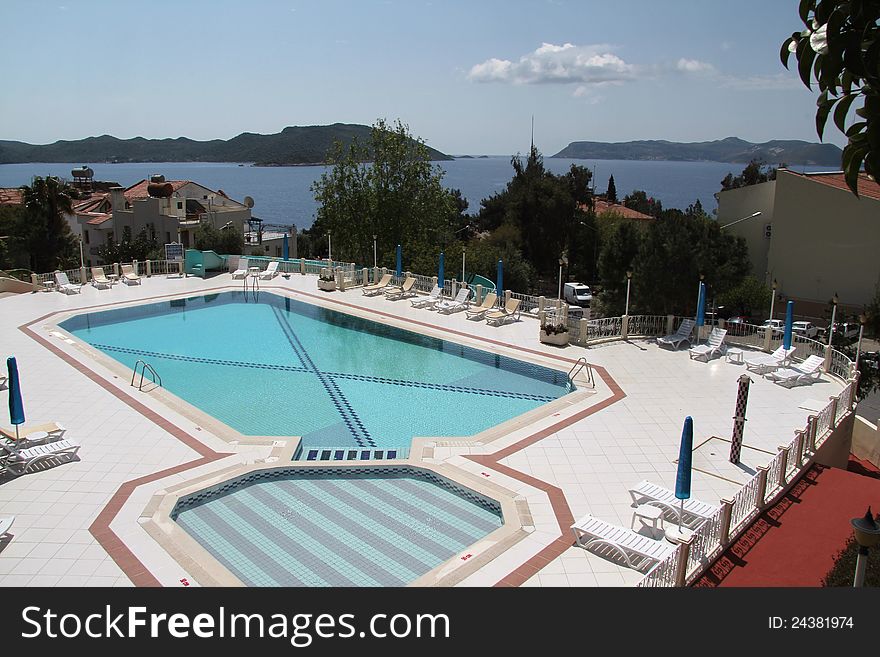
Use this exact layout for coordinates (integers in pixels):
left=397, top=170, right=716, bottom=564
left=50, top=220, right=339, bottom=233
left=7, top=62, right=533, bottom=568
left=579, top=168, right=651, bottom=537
left=84, top=230, right=90, bottom=245
left=177, top=201, right=183, bottom=210
left=166, top=232, right=171, bottom=244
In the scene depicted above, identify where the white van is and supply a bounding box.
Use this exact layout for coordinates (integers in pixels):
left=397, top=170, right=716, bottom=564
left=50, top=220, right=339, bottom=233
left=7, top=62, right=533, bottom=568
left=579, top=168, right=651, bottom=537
left=563, top=282, right=592, bottom=307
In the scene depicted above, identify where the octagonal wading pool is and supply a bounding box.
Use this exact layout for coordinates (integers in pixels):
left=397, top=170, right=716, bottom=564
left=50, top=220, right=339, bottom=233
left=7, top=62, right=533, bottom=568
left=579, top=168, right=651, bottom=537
left=170, top=466, right=505, bottom=586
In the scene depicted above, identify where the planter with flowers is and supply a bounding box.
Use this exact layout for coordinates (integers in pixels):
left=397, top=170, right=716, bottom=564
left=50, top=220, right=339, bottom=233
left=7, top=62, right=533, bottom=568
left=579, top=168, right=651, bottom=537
left=317, top=270, right=337, bottom=291
left=539, top=322, right=569, bottom=346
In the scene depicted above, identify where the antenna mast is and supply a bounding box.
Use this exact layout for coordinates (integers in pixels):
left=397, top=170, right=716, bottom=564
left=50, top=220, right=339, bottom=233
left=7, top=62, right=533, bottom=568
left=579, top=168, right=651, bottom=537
left=530, top=115, right=534, bottom=151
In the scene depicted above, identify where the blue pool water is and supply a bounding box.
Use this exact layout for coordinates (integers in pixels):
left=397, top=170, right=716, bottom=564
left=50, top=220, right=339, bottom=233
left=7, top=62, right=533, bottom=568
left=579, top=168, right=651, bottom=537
left=171, top=467, right=503, bottom=586
left=61, top=292, right=571, bottom=454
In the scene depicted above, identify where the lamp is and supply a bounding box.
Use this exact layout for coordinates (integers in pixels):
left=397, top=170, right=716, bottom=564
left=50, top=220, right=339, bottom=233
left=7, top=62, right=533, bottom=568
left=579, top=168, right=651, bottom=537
left=372, top=234, right=377, bottom=269
left=624, top=269, right=633, bottom=317
left=461, top=246, right=466, bottom=282
left=769, top=278, right=778, bottom=323
left=827, top=292, right=839, bottom=347
left=856, top=313, right=867, bottom=370
left=327, top=231, right=332, bottom=262
left=850, top=507, right=880, bottom=587
left=557, top=253, right=568, bottom=302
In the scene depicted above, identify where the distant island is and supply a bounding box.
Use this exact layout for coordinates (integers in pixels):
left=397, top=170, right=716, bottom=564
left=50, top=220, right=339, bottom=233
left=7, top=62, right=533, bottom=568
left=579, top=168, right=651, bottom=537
left=0, top=123, right=452, bottom=166
left=551, top=137, right=842, bottom=166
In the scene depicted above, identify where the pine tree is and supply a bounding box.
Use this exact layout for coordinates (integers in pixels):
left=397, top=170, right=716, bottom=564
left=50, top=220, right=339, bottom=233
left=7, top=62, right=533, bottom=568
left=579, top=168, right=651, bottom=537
left=606, top=175, right=618, bottom=203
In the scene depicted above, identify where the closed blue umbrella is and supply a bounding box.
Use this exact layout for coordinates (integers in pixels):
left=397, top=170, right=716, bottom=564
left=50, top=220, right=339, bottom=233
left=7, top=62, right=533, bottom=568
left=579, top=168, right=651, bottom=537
left=437, top=252, right=445, bottom=290
left=496, top=259, right=503, bottom=298
left=7, top=356, right=25, bottom=441
left=396, top=244, right=402, bottom=278
left=674, top=416, right=694, bottom=536
left=783, top=300, right=794, bottom=350
left=695, top=282, right=706, bottom=328
left=282, top=233, right=289, bottom=261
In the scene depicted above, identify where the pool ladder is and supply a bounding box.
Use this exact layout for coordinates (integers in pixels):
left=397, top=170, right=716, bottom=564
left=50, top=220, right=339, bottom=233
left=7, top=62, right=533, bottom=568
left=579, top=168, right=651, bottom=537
left=568, top=357, right=594, bottom=388
left=131, top=360, right=162, bottom=391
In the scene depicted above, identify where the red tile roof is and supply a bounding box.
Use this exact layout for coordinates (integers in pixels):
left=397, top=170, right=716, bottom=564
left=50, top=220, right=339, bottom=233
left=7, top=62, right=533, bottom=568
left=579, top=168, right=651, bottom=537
left=591, top=199, right=654, bottom=220
left=0, top=188, right=23, bottom=206
left=85, top=212, right=113, bottom=225
left=786, top=170, right=880, bottom=201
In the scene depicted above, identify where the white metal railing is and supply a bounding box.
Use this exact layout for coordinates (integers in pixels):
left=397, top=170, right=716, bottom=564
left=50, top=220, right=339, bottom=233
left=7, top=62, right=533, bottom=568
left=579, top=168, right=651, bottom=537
left=626, top=315, right=667, bottom=337
left=724, top=322, right=775, bottom=351
left=829, top=348, right=855, bottom=381
left=509, top=291, right=541, bottom=313
left=685, top=508, right=724, bottom=580
left=639, top=547, right=682, bottom=587
left=583, top=316, right=623, bottom=341
left=729, top=472, right=762, bottom=530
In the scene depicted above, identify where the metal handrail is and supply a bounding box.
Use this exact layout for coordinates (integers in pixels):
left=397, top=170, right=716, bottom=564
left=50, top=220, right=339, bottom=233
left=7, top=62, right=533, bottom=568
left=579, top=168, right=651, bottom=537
left=131, top=360, right=162, bottom=391
left=568, top=357, right=594, bottom=388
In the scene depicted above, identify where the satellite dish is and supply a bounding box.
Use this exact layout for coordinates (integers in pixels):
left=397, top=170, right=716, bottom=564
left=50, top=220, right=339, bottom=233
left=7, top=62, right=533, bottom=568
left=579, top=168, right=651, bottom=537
left=244, top=195, right=254, bottom=208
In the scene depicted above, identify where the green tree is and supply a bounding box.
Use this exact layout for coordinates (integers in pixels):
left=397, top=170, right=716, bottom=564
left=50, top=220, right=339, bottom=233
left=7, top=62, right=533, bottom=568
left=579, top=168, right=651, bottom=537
left=606, top=174, right=618, bottom=203
left=623, top=190, right=663, bottom=218
left=596, top=220, right=640, bottom=314
left=193, top=220, right=244, bottom=254
left=309, top=118, right=464, bottom=268
left=718, top=276, right=771, bottom=317
left=97, top=227, right=164, bottom=263
left=19, top=176, right=79, bottom=271
left=781, top=0, right=880, bottom=195
left=720, top=160, right=779, bottom=191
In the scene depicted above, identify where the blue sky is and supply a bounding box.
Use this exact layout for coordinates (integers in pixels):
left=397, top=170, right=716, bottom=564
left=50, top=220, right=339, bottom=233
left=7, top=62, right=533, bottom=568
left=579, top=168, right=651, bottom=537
left=0, top=0, right=836, bottom=155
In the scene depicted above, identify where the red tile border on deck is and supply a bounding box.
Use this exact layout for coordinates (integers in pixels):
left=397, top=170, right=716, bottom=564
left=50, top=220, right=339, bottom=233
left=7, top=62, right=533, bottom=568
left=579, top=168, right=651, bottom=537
left=19, top=283, right=627, bottom=587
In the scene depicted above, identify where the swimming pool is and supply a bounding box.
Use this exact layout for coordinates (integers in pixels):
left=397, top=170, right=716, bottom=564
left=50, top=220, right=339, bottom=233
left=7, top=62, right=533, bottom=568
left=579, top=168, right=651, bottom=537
left=61, top=291, right=572, bottom=455
left=171, top=466, right=504, bottom=586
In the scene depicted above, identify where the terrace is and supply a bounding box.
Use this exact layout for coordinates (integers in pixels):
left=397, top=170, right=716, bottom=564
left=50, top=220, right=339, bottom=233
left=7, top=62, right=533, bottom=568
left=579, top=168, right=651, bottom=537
left=0, top=258, right=857, bottom=587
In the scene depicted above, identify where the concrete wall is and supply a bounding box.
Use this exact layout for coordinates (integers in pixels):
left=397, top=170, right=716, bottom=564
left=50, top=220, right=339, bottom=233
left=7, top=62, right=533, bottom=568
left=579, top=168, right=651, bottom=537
left=716, top=180, right=776, bottom=284
left=812, top=412, right=855, bottom=470
left=768, top=171, right=880, bottom=309
left=852, top=415, right=880, bottom=469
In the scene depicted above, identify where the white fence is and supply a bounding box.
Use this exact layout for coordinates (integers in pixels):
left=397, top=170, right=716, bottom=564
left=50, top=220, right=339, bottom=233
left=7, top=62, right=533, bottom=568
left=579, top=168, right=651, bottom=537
left=638, top=376, right=858, bottom=587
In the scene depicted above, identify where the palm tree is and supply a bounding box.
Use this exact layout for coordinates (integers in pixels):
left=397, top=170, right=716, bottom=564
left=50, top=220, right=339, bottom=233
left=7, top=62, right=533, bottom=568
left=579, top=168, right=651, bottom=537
left=20, top=176, right=78, bottom=272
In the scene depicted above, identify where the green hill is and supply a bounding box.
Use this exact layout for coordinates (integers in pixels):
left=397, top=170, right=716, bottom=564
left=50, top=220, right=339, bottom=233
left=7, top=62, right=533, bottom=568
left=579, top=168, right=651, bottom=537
left=0, top=123, right=452, bottom=165
left=551, top=137, right=842, bottom=166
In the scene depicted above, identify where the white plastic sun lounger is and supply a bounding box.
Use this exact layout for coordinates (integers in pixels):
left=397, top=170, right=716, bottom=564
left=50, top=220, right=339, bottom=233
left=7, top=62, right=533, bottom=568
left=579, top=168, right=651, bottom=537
left=363, top=274, right=393, bottom=296
left=259, top=260, right=280, bottom=279
left=54, top=271, right=81, bottom=295
left=232, top=258, right=249, bottom=279
left=384, top=276, right=416, bottom=300
left=485, top=297, right=521, bottom=326
left=0, top=438, right=80, bottom=476
left=571, top=514, right=675, bottom=572
left=465, top=293, right=498, bottom=320
left=0, top=516, right=13, bottom=538
left=688, top=327, right=727, bottom=361
left=744, top=345, right=797, bottom=375
left=121, top=264, right=141, bottom=285
left=411, top=285, right=442, bottom=308
left=435, top=287, right=470, bottom=313
left=90, top=267, right=114, bottom=289
left=765, top=354, right=825, bottom=388
left=657, top=318, right=695, bottom=349
left=628, top=480, right=719, bottom=528
left=1, top=421, right=66, bottom=446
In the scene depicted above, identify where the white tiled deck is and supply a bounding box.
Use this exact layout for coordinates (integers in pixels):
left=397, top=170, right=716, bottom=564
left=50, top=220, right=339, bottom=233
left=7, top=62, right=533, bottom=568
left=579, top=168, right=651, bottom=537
left=0, top=273, right=843, bottom=587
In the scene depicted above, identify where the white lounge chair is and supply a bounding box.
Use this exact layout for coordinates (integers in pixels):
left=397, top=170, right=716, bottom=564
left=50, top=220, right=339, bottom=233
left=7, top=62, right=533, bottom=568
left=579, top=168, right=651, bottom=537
left=628, top=480, right=719, bottom=529
left=465, top=293, right=498, bottom=320
left=689, top=327, right=727, bottom=361
left=54, top=271, right=81, bottom=295
left=0, top=437, right=80, bottom=476
left=0, top=515, right=13, bottom=538
left=485, top=297, right=521, bottom=326
left=363, top=274, right=393, bottom=296
left=0, top=374, right=6, bottom=389
left=90, top=267, right=114, bottom=289
left=435, top=287, right=470, bottom=313
left=765, top=355, right=825, bottom=388
left=411, top=285, right=443, bottom=308
left=121, top=264, right=141, bottom=285
left=570, top=514, right=676, bottom=572
left=744, top=345, right=797, bottom=375
left=232, top=258, right=249, bottom=279
left=657, top=318, right=695, bottom=349
left=1, top=421, right=66, bottom=447
left=384, top=276, right=416, bottom=300
left=259, top=261, right=280, bottom=279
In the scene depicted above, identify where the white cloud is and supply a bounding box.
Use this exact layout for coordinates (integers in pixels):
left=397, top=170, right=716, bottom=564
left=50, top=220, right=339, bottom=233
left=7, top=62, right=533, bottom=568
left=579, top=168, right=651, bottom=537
left=718, top=73, right=802, bottom=91
left=676, top=58, right=715, bottom=73
left=468, top=42, right=634, bottom=85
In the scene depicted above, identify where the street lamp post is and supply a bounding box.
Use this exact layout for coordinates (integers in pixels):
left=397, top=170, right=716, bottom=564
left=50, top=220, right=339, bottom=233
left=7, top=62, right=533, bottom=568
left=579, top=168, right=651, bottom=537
left=372, top=234, right=377, bottom=269
left=696, top=273, right=705, bottom=316
left=557, top=254, right=568, bottom=302
left=327, top=231, right=332, bottom=262
left=461, top=247, right=466, bottom=282
left=856, top=313, right=867, bottom=370
left=78, top=236, right=85, bottom=269
left=827, top=292, right=839, bottom=347
left=850, top=507, right=880, bottom=587
left=719, top=211, right=762, bottom=230
left=624, top=270, right=633, bottom=316
left=769, top=279, right=778, bottom=322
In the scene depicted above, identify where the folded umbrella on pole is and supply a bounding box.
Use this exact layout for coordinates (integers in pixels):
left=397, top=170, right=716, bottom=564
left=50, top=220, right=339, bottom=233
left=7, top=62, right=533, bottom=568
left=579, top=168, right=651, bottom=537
left=674, top=416, right=694, bottom=536
left=7, top=356, right=25, bottom=442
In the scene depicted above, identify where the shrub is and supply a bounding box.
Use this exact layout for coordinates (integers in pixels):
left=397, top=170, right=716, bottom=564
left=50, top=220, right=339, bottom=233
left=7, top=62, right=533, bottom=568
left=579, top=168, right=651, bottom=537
left=822, top=536, right=880, bottom=587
